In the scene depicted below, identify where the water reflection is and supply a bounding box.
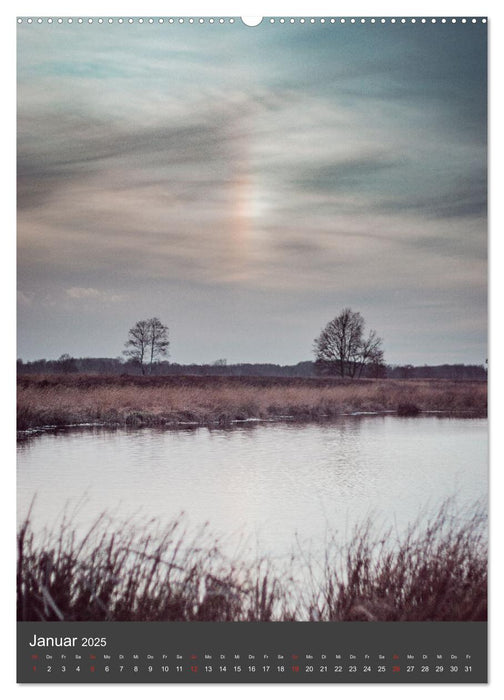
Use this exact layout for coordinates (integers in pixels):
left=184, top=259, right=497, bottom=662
left=17, top=416, right=487, bottom=559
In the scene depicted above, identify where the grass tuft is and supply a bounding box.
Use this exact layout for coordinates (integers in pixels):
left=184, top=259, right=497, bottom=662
left=17, top=502, right=487, bottom=622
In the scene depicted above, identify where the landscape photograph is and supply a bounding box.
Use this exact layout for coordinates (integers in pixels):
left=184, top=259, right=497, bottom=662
left=17, top=17, right=487, bottom=623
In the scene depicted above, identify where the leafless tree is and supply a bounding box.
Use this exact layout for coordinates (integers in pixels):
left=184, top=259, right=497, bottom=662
left=124, top=318, right=169, bottom=374
left=147, top=317, right=170, bottom=371
left=314, top=308, right=384, bottom=378
left=56, top=353, right=78, bottom=374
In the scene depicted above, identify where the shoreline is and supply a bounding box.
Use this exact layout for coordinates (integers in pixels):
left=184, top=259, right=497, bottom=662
left=17, top=374, right=488, bottom=433
left=17, top=408, right=486, bottom=441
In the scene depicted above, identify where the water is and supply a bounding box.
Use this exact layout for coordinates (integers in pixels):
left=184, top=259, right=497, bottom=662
left=17, top=416, right=487, bottom=559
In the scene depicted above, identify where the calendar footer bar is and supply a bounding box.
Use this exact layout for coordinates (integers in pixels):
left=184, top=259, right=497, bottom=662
left=17, top=620, right=487, bottom=683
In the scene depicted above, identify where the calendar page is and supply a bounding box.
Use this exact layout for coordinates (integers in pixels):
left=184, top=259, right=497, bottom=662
left=16, top=14, right=488, bottom=684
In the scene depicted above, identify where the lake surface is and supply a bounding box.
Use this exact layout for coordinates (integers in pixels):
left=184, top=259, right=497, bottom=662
left=17, top=416, right=487, bottom=559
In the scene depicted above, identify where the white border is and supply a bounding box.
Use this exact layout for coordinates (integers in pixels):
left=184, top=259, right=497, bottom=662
left=3, top=2, right=501, bottom=699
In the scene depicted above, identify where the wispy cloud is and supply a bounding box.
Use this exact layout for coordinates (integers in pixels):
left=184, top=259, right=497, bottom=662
left=17, top=21, right=487, bottom=364
left=65, top=287, right=123, bottom=303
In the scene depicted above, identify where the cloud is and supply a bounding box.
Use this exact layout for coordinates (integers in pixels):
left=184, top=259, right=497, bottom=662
left=66, top=287, right=123, bottom=303
left=17, top=290, right=32, bottom=306
left=16, top=21, right=487, bottom=364
left=66, top=287, right=101, bottom=299
left=378, top=173, right=487, bottom=220
left=291, top=153, right=406, bottom=193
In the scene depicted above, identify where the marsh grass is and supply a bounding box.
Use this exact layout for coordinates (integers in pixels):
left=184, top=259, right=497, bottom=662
left=17, top=502, right=487, bottom=622
left=17, top=375, right=487, bottom=430
left=301, top=502, right=487, bottom=622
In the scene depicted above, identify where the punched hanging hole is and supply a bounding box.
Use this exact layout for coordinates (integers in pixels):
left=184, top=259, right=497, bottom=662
left=241, top=17, right=263, bottom=27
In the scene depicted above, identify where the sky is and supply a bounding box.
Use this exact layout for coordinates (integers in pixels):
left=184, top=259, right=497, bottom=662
left=17, top=18, right=487, bottom=366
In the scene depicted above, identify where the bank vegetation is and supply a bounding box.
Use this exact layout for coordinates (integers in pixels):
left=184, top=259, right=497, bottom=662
left=17, top=501, right=487, bottom=622
left=17, top=374, right=487, bottom=431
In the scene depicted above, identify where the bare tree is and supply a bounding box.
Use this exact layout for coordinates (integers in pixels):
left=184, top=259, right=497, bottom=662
left=147, top=317, right=170, bottom=372
left=124, top=318, right=169, bottom=374
left=357, top=329, right=384, bottom=377
left=56, top=353, right=78, bottom=374
left=314, top=308, right=384, bottom=378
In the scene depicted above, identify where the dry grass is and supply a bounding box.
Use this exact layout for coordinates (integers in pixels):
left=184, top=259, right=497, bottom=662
left=301, top=501, right=487, bottom=622
left=17, top=375, right=487, bottom=430
left=17, top=501, right=487, bottom=622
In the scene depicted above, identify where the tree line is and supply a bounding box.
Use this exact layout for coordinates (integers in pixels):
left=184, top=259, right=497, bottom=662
left=17, top=308, right=487, bottom=381
left=17, top=358, right=486, bottom=381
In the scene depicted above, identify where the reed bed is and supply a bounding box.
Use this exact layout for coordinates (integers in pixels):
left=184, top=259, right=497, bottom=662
left=17, top=375, right=487, bottom=430
left=17, top=502, right=487, bottom=622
